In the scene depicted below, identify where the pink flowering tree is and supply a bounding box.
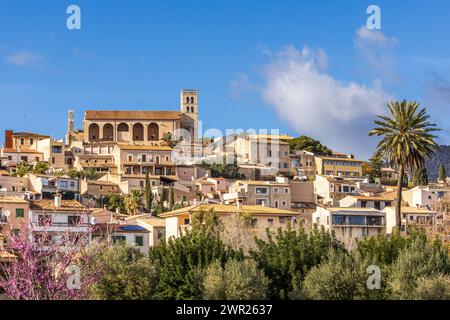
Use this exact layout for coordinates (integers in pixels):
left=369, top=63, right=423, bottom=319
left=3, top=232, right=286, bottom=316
left=0, top=220, right=106, bottom=300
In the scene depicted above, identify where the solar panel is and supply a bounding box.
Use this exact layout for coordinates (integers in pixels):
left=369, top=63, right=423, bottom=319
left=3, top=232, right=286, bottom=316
left=119, top=225, right=146, bottom=232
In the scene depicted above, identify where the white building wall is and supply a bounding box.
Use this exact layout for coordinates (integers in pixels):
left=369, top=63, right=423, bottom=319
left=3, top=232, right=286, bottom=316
left=165, top=216, right=179, bottom=239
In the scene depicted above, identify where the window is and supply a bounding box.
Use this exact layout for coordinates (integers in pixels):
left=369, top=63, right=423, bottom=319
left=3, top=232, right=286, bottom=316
left=255, top=187, right=268, bottom=194
left=361, top=201, right=367, bottom=208
left=30, top=138, right=34, bottom=145
left=268, top=219, right=274, bottom=226
left=20, top=138, right=25, bottom=145
left=367, top=216, right=382, bottom=226
left=274, top=201, right=279, bottom=208
left=135, top=236, right=144, bottom=247
left=282, top=201, right=287, bottom=206
left=273, top=188, right=279, bottom=193
left=21, top=156, right=28, bottom=162
left=128, top=155, right=133, bottom=162
left=140, top=181, right=144, bottom=188
left=52, top=146, right=62, bottom=153
left=16, top=208, right=25, bottom=218
left=342, top=186, right=349, bottom=193
left=59, top=181, right=69, bottom=189
left=348, top=216, right=365, bottom=225
left=184, top=219, right=190, bottom=225
left=256, top=199, right=269, bottom=206
left=332, top=215, right=345, bottom=225
left=52, top=157, right=56, bottom=164
left=284, top=188, right=289, bottom=194
left=70, top=182, right=75, bottom=188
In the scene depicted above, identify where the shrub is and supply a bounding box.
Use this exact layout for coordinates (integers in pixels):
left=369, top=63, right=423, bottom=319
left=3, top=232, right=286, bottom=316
left=203, top=259, right=269, bottom=300
left=251, top=225, right=343, bottom=300
left=89, top=245, right=158, bottom=300
left=387, top=237, right=450, bottom=299
left=298, top=249, right=368, bottom=300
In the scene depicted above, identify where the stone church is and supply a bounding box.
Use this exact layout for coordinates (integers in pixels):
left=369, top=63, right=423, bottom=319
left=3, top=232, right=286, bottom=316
left=67, top=89, right=199, bottom=146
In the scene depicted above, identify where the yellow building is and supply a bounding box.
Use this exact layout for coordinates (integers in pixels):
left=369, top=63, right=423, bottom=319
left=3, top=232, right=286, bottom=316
left=160, top=203, right=299, bottom=239
left=315, top=156, right=363, bottom=178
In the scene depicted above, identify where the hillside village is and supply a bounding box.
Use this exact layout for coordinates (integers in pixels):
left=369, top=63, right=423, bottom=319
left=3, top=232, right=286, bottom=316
left=1, top=89, right=450, bottom=261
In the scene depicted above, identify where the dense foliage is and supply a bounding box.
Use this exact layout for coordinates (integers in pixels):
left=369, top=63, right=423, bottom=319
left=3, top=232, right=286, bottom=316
left=288, top=135, right=333, bottom=155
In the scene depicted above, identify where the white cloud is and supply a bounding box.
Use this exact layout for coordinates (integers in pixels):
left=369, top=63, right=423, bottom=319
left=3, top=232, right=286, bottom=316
left=5, top=51, right=43, bottom=67
left=262, top=45, right=391, bottom=158
left=355, top=26, right=398, bottom=81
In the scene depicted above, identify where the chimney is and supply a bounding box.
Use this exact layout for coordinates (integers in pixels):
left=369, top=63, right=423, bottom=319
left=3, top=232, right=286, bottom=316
left=4, top=130, right=13, bottom=149
left=54, top=193, right=62, bottom=208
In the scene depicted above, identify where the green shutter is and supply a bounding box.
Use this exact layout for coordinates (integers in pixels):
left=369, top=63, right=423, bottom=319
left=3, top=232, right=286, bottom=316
left=16, top=208, right=24, bottom=218
left=135, top=236, right=144, bottom=247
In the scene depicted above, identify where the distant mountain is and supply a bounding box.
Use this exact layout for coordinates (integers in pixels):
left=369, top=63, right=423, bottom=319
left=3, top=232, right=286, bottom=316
left=425, top=145, right=450, bottom=181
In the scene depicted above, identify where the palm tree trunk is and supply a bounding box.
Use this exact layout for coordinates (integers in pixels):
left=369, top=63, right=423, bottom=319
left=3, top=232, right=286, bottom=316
left=395, top=163, right=405, bottom=232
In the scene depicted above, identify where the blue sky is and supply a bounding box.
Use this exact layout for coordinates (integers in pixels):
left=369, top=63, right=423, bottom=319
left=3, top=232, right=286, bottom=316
left=1, top=0, right=450, bottom=159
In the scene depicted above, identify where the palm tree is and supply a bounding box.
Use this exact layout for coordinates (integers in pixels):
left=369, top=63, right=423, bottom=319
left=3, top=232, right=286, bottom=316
left=369, top=100, right=440, bottom=231
left=162, top=132, right=178, bottom=148
left=124, top=190, right=141, bottom=216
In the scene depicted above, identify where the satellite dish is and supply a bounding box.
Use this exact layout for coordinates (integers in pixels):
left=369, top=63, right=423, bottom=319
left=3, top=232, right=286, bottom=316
left=3, top=210, right=11, bottom=217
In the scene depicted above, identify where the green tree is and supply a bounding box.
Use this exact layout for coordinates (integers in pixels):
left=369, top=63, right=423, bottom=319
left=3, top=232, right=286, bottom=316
left=288, top=135, right=332, bottom=155
left=107, top=193, right=125, bottom=213
left=200, top=158, right=244, bottom=180
left=144, top=172, right=153, bottom=214
left=412, top=274, right=450, bottom=300
left=13, top=161, right=33, bottom=177
left=369, top=100, right=440, bottom=230
left=124, top=190, right=141, bottom=216
left=169, top=187, right=175, bottom=210
left=250, top=225, right=342, bottom=300
left=298, top=249, right=368, bottom=300
left=439, top=163, right=447, bottom=182
left=149, top=210, right=240, bottom=300
left=67, top=168, right=80, bottom=179
left=413, top=166, right=428, bottom=186
left=367, top=154, right=383, bottom=183
left=203, top=259, right=269, bottom=300
left=162, top=132, right=178, bottom=148
left=33, top=162, right=48, bottom=175
left=387, top=237, right=450, bottom=299
left=356, top=230, right=423, bottom=266
left=89, top=244, right=158, bottom=300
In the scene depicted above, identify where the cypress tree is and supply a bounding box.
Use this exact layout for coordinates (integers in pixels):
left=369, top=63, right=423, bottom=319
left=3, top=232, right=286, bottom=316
left=439, top=163, right=447, bottom=182
left=145, top=172, right=153, bottom=214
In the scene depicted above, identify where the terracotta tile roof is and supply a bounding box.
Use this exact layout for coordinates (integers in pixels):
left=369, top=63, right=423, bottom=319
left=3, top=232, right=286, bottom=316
left=326, top=207, right=383, bottom=214
left=2, top=148, right=42, bottom=154
left=85, top=110, right=182, bottom=121
left=319, top=156, right=364, bottom=163
left=0, top=196, right=28, bottom=204
left=11, top=132, right=49, bottom=138
left=160, top=203, right=298, bottom=218
left=346, top=195, right=393, bottom=202
left=87, top=180, right=118, bottom=186
left=116, top=144, right=173, bottom=151
left=29, top=200, right=89, bottom=212
left=137, top=218, right=166, bottom=228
